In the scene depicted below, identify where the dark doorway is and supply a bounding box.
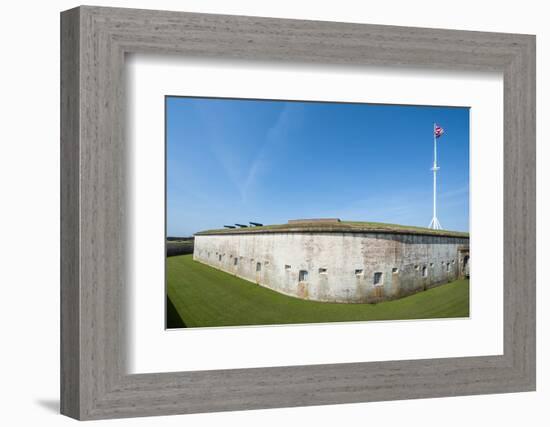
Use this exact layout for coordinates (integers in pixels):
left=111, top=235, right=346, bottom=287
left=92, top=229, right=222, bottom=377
left=462, top=255, right=470, bottom=278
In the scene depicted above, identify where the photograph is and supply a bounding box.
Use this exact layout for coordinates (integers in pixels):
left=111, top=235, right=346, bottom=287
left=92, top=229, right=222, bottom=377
left=49, top=2, right=539, bottom=422
left=165, top=96, right=470, bottom=329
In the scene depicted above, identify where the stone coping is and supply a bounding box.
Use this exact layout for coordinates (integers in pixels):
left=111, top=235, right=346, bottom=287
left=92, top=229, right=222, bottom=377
left=194, top=221, right=469, bottom=239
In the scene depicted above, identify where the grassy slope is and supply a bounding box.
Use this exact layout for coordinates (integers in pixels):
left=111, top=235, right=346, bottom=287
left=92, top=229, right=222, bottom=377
left=167, top=254, right=470, bottom=328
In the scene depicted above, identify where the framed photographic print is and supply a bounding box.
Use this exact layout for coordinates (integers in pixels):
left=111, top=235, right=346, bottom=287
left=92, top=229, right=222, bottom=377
left=61, top=5, right=536, bottom=420
left=164, top=96, right=471, bottom=329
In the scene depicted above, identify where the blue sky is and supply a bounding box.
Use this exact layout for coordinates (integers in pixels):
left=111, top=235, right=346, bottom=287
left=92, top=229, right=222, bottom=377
left=166, top=97, right=469, bottom=236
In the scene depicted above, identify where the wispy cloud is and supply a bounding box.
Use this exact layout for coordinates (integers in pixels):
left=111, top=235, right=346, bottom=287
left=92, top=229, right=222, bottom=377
left=319, top=184, right=468, bottom=229
left=194, top=102, right=303, bottom=203
left=193, top=104, right=247, bottom=194
left=439, top=184, right=469, bottom=200
left=326, top=189, right=429, bottom=225
left=241, top=104, right=303, bottom=202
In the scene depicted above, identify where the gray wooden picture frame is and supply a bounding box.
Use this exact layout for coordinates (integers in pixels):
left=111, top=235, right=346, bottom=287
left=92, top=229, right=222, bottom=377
left=60, top=5, right=536, bottom=420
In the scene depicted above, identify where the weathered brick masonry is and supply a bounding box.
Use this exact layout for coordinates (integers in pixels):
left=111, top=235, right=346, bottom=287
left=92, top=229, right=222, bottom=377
left=193, top=221, right=469, bottom=303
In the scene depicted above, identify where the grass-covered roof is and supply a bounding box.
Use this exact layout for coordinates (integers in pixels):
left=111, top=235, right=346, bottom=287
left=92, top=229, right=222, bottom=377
left=195, top=220, right=469, bottom=238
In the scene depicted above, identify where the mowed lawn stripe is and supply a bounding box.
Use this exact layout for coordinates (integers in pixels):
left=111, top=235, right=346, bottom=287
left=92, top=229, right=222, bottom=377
left=167, top=255, right=470, bottom=328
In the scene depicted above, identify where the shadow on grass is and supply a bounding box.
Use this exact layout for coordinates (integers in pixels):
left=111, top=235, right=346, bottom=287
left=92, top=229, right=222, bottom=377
left=166, top=295, right=187, bottom=329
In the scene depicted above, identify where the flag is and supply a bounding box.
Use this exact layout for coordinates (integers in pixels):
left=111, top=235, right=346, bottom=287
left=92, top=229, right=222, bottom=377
left=434, top=124, right=444, bottom=138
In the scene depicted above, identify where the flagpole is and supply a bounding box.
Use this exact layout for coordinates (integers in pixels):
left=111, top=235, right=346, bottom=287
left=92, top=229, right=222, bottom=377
left=434, top=122, right=437, bottom=224
left=429, top=123, right=442, bottom=230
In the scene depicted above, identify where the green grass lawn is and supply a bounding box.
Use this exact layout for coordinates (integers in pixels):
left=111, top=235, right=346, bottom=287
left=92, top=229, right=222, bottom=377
left=167, top=254, right=470, bottom=328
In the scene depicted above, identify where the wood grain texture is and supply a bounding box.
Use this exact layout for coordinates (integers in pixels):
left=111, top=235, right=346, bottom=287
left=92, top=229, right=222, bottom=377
left=60, top=7, right=80, bottom=419
left=60, top=5, right=536, bottom=420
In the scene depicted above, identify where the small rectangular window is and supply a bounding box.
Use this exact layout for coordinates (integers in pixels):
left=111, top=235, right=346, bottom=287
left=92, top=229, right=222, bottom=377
left=355, top=269, right=364, bottom=276
left=218, top=254, right=222, bottom=261
left=429, top=263, right=434, bottom=268
left=373, top=272, right=383, bottom=286
left=256, top=262, right=261, bottom=272
left=234, top=257, right=238, bottom=266
left=414, top=265, right=419, bottom=271
left=319, top=268, right=327, bottom=274
left=422, top=266, right=428, bottom=277
left=298, top=270, right=308, bottom=282
left=284, top=265, right=291, bottom=271
left=446, top=262, right=451, bottom=272
left=392, top=267, right=399, bottom=274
